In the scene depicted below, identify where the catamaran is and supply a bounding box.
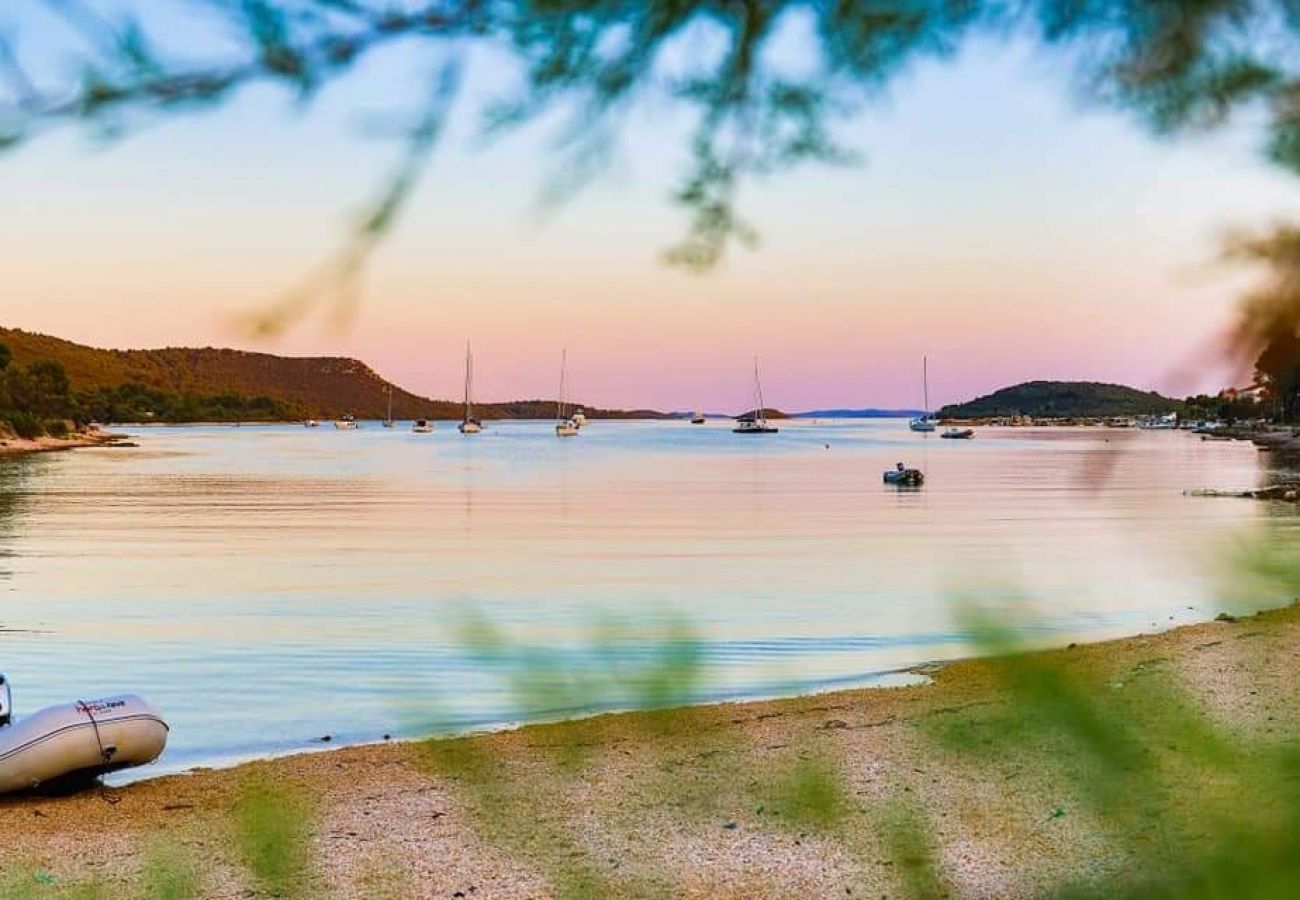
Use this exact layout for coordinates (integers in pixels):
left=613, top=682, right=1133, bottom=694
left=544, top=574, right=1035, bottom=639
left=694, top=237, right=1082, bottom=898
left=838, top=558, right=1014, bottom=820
left=459, top=342, right=483, bottom=434
left=555, top=349, right=579, bottom=437
left=733, top=357, right=779, bottom=434
left=910, top=356, right=936, bottom=433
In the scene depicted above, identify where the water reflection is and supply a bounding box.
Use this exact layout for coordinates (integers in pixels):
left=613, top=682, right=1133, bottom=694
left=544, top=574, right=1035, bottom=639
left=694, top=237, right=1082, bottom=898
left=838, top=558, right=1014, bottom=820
left=0, top=421, right=1294, bottom=773
left=0, top=456, right=37, bottom=586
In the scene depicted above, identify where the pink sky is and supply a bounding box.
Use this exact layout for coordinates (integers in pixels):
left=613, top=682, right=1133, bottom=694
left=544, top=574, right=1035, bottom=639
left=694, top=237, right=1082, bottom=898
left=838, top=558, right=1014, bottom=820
left=1, top=36, right=1293, bottom=411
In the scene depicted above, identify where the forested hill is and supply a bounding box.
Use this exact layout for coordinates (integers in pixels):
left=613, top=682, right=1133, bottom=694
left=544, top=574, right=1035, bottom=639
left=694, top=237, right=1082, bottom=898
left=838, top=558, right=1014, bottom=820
left=938, top=381, right=1184, bottom=419
left=0, top=328, right=659, bottom=421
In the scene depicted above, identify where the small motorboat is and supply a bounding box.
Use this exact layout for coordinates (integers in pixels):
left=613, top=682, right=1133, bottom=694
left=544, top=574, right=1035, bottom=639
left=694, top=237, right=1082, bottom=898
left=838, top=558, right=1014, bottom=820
left=884, top=463, right=924, bottom=486
left=304, top=419, right=320, bottom=428
left=571, top=410, right=588, bottom=429
left=0, top=675, right=168, bottom=795
left=942, top=428, right=974, bottom=440
left=334, top=415, right=358, bottom=430
left=412, top=419, right=435, bottom=434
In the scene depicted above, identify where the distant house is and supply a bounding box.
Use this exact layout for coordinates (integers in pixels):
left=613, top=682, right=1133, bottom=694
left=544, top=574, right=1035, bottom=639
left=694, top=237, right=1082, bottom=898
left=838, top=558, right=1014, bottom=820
left=1220, top=384, right=1268, bottom=403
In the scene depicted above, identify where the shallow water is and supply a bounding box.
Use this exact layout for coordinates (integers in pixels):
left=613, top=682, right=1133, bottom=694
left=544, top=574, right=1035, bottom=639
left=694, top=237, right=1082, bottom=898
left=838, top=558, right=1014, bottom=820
left=0, top=420, right=1295, bottom=775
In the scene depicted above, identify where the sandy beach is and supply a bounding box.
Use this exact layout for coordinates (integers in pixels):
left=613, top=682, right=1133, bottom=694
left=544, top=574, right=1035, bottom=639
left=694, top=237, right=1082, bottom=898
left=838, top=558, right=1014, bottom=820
left=2, top=602, right=1296, bottom=898
left=0, top=431, right=129, bottom=457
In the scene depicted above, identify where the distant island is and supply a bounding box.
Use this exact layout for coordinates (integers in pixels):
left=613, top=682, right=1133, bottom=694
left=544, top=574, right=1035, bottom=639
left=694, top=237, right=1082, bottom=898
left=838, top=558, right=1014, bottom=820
left=938, top=381, right=1184, bottom=419
left=0, top=327, right=673, bottom=425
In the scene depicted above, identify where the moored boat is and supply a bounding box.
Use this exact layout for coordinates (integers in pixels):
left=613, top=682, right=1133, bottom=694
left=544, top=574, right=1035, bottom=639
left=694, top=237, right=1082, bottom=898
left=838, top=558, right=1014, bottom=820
left=733, top=358, right=779, bottom=434
left=412, top=418, right=434, bottom=434
left=942, top=427, right=974, bottom=440
left=555, top=350, right=579, bottom=437
left=909, top=356, right=937, bottom=433
left=334, top=415, right=358, bottom=430
left=459, top=342, right=483, bottom=434
left=884, top=463, right=924, bottom=486
left=0, top=676, right=168, bottom=795
left=382, top=387, right=396, bottom=428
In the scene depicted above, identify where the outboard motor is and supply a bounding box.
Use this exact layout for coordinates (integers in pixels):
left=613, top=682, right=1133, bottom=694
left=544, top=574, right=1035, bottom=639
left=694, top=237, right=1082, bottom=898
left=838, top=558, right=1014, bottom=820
left=0, top=674, right=11, bottom=728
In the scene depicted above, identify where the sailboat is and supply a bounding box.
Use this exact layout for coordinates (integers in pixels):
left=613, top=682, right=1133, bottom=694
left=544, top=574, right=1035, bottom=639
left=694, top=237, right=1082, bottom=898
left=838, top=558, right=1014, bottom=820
left=555, top=350, right=579, bottom=437
left=690, top=410, right=706, bottom=424
left=909, top=357, right=937, bottom=433
left=459, top=342, right=483, bottom=434
left=382, top=386, right=396, bottom=428
left=733, top=358, right=779, bottom=434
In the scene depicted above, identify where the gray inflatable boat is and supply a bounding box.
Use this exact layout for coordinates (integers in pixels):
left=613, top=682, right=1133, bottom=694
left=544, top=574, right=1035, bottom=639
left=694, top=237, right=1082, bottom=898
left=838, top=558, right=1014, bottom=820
left=0, top=674, right=168, bottom=794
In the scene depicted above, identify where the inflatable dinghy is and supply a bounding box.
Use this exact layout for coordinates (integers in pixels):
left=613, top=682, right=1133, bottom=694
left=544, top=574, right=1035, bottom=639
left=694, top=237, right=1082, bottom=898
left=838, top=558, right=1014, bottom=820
left=0, top=674, right=168, bottom=794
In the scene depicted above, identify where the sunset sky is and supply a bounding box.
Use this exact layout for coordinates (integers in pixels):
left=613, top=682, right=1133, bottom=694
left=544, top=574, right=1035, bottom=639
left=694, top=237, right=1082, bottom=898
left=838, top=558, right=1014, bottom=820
left=2, top=5, right=1299, bottom=411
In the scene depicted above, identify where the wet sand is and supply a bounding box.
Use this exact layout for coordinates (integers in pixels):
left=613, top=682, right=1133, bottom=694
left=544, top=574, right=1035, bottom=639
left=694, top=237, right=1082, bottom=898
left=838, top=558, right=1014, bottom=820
left=2, top=603, right=1297, bottom=898
left=0, top=431, right=128, bottom=456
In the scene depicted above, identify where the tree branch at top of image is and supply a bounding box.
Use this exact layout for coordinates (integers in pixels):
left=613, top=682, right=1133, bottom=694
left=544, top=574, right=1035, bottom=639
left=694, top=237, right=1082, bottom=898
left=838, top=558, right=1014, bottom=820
left=1, top=2, right=1299, bottom=340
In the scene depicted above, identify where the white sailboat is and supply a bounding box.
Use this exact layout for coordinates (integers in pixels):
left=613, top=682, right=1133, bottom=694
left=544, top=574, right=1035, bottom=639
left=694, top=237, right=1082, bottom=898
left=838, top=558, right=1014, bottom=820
left=909, top=357, right=937, bottom=433
left=382, top=386, right=396, bottom=428
left=459, top=342, right=483, bottom=434
left=555, top=349, right=579, bottom=437
left=733, top=357, right=779, bottom=434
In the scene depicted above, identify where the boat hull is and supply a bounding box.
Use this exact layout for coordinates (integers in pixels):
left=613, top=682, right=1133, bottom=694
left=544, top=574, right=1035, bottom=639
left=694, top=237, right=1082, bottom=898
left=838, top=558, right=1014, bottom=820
left=0, top=695, right=168, bottom=795
left=884, top=469, right=924, bottom=486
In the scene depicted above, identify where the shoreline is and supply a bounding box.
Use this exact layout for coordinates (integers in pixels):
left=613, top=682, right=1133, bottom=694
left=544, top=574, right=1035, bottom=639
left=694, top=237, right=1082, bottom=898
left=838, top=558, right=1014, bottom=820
left=0, top=430, right=131, bottom=458
left=3, top=601, right=1297, bottom=897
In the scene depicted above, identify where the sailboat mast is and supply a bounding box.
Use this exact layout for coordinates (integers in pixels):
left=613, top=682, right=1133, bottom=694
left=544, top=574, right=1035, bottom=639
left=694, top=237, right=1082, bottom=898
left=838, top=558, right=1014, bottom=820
left=923, top=356, right=930, bottom=419
left=557, top=349, right=567, bottom=422
left=386, top=386, right=393, bottom=424
left=754, top=356, right=765, bottom=423
left=464, top=342, right=473, bottom=421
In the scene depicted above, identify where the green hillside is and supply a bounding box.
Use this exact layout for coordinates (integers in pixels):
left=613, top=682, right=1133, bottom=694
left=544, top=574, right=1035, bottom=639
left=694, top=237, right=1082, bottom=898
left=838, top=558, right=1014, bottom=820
left=938, top=381, right=1184, bottom=419
left=0, top=327, right=663, bottom=421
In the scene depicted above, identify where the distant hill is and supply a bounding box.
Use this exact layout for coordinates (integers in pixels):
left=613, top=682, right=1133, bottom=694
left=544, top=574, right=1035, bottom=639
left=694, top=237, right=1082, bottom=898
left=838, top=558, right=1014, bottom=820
left=0, top=327, right=669, bottom=421
left=794, top=408, right=923, bottom=419
left=938, top=381, right=1184, bottom=419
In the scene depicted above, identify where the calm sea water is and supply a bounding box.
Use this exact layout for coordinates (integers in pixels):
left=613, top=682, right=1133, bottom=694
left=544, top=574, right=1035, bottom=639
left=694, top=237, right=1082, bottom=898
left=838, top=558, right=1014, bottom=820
left=1, top=420, right=1296, bottom=776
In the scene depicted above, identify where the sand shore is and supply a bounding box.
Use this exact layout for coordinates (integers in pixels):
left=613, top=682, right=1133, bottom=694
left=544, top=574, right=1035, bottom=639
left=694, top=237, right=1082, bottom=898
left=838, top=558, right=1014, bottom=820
left=2, top=604, right=1297, bottom=898
left=0, top=431, right=130, bottom=457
